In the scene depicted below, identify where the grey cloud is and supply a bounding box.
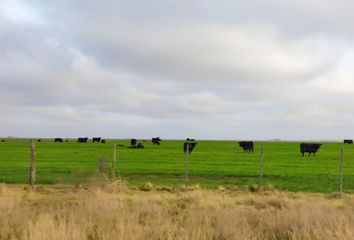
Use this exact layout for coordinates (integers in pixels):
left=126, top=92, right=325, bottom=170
left=1, top=0, right=354, bottom=139
left=63, top=23, right=340, bottom=83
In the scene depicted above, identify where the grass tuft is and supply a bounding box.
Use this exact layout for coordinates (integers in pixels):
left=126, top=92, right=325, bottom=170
left=0, top=183, right=353, bottom=239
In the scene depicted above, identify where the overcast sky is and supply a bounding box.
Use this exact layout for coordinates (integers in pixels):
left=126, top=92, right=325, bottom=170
left=1, top=0, right=354, bottom=140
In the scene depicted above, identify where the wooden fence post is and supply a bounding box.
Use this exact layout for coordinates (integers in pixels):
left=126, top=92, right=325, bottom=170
left=112, top=144, right=117, bottom=179
left=184, top=144, right=190, bottom=188
left=29, top=139, right=36, bottom=189
left=339, top=147, right=344, bottom=193
left=259, top=147, right=264, bottom=184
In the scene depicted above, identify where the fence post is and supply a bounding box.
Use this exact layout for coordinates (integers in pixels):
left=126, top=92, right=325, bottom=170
left=184, top=144, right=190, bottom=188
left=112, top=143, right=117, bottom=179
left=259, top=147, right=264, bottom=184
left=29, top=139, right=36, bottom=189
left=339, top=147, right=344, bottom=193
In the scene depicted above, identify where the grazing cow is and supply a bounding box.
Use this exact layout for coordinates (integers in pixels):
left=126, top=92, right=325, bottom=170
left=92, top=137, right=101, bottom=143
left=300, top=143, right=322, bottom=156
left=78, top=137, right=88, bottom=143
left=344, top=139, right=353, bottom=144
left=184, top=142, right=197, bottom=154
left=37, top=139, right=41, bottom=142
left=128, top=142, right=144, bottom=149
left=0, top=139, right=5, bottom=142
left=130, top=139, right=137, bottom=147
left=101, top=139, right=106, bottom=144
left=54, top=138, right=63, bottom=143
left=152, top=137, right=161, bottom=145
left=238, top=141, right=254, bottom=153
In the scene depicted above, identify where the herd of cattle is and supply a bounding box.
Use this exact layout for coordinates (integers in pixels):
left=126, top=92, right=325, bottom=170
left=237, top=141, right=323, bottom=156
left=53, top=137, right=162, bottom=148
left=237, top=140, right=353, bottom=156
left=52, top=136, right=199, bottom=154
left=54, top=137, right=106, bottom=143
left=127, top=137, right=198, bottom=154
left=1, top=137, right=351, bottom=156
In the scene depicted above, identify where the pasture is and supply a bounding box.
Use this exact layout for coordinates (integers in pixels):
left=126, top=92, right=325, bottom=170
left=0, top=139, right=354, bottom=192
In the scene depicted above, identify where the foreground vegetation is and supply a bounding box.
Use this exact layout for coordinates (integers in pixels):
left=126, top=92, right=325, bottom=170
left=0, top=182, right=353, bottom=240
left=0, top=139, right=353, bottom=192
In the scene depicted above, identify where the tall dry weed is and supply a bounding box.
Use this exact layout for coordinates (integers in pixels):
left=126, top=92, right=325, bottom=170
left=0, top=183, right=353, bottom=240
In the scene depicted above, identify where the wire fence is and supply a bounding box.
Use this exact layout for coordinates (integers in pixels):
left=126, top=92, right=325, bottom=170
left=0, top=138, right=353, bottom=193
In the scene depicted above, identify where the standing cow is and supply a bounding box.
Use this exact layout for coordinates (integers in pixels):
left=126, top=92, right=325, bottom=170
left=152, top=137, right=161, bottom=145
left=184, top=142, right=197, bottom=154
left=92, top=137, right=101, bottom=143
left=54, top=138, right=63, bottom=143
left=78, top=137, right=88, bottom=143
left=130, top=139, right=137, bottom=147
left=238, top=141, right=254, bottom=153
left=300, top=143, right=322, bottom=156
left=344, top=139, right=353, bottom=144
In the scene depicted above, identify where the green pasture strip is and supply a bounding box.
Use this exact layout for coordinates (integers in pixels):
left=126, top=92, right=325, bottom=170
left=0, top=139, right=353, bottom=192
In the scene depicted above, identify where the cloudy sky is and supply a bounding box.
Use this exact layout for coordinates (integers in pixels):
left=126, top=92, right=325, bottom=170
left=1, top=0, right=354, bottom=140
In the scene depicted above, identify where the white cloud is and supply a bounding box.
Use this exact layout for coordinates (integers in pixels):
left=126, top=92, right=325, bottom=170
left=0, top=0, right=43, bottom=25
left=309, top=49, right=354, bottom=94
left=1, top=1, right=354, bottom=139
left=85, top=23, right=338, bottom=84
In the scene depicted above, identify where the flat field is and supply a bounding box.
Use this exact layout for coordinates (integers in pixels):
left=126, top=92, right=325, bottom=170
left=0, top=139, right=354, bottom=192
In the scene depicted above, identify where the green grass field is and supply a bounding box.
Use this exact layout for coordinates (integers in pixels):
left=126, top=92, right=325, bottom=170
left=0, top=139, right=353, bottom=192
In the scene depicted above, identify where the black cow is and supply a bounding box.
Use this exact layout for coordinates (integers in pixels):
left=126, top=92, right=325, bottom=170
left=128, top=142, right=144, bottom=149
left=152, top=137, right=161, bottom=145
left=238, top=141, right=254, bottom=153
left=54, top=138, right=63, bottom=143
left=101, top=139, right=106, bottom=144
left=78, top=137, right=88, bottom=143
left=300, top=143, right=322, bottom=156
left=186, top=138, right=195, bottom=141
left=184, top=142, right=197, bottom=154
left=37, top=139, right=41, bottom=142
left=130, top=138, right=137, bottom=147
left=92, top=137, right=101, bottom=143
left=344, top=139, right=353, bottom=144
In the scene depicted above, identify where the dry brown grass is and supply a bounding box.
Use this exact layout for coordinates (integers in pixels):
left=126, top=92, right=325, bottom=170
left=0, top=182, right=353, bottom=240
